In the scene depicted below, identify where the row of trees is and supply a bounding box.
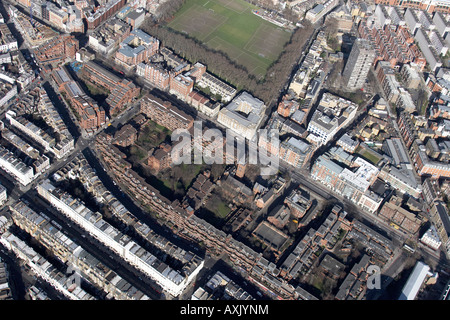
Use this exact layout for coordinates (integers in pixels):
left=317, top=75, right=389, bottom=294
left=153, top=0, right=186, bottom=22
left=141, top=16, right=313, bottom=105
left=142, top=20, right=259, bottom=88
left=259, top=22, right=313, bottom=103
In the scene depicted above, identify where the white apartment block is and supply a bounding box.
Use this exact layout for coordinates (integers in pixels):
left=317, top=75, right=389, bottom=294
left=415, top=28, right=443, bottom=72
left=0, top=231, right=94, bottom=300
left=429, top=30, right=448, bottom=55
left=0, top=183, right=6, bottom=205
left=342, top=38, right=375, bottom=90
left=307, top=93, right=358, bottom=146
left=374, top=4, right=392, bottom=27
left=421, top=225, right=442, bottom=250
left=37, top=179, right=204, bottom=297
left=0, top=81, right=17, bottom=107
left=0, top=23, right=18, bottom=54
left=1, top=128, right=50, bottom=174
left=404, top=8, right=422, bottom=35
left=5, top=112, right=55, bottom=152
left=433, top=11, right=450, bottom=38
left=217, top=91, right=266, bottom=141
left=0, top=145, right=35, bottom=186
left=0, top=53, right=11, bottom=64
left=197, top=72, right=237, bottom=102
left=396, top=88, right=417, bottom=113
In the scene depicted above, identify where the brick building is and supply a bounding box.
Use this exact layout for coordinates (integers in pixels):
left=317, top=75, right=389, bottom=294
left=136, top=63, right=170, bottom=90
left=52, top=66, right=105, bottom=130
left=115, top=29, right=159, bottom=68
left=397, top=112, right=417, bottom=148
left=374, top=0, right=450, bottom=14
left=169, top=73, right=194, bottom=101
left=279, top=137, right=313, bottom=168
left=81, top=61, right=140, bottom=115
left=113, top=124, right=137, bottom=147
left=34, top=34, right=79, bottom=67
left=267, top=205, right=290, bottom=230
left=147, top=143, right=172, bottom=172
left=105, top=79, right=140, bottom=116
left=379, top=195, right=423, bottom=235
left=284, top=188, right=313, bottom=219
left=84, top=0, right=126, bottom=30
left=185, top=62, right=207, bottom=82
left=414, top=149, right=450, bottom=178
left=71, top=95, right=106, bottom=130
left=277, top=99, right=299, bottom=118
left=140, top=94, right=194, bottom=131
left=186, top=90, right=221, bottom=118
left=358, top=21, right=426, bottom=71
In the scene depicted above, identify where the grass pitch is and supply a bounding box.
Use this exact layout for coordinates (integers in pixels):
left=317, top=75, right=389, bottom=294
left=167, top=0, right=291, bottom=78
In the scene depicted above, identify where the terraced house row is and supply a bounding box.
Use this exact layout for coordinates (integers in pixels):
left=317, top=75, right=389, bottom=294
left=53, top=155, right=205, bottom=274
left=94, top=131, right=303, bottom=300
left=36, top=178, right=203, bottom=298
left=9, top=201, right=149, bottom=300
left=80, top=61, right=140, bottom=116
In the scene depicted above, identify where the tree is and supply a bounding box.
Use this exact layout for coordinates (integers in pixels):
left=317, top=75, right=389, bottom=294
left=141, top=18, right=314, bottom=105
left=282, top=7, right=300, bottom=24
left=154, top=0, right=186, bottom=22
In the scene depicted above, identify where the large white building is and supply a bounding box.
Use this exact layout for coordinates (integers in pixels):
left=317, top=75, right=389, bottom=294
left=421, top=225, right=442, bottom=250
left=311, top=154, right=383, bottom=213
left=415, top=27, right=443, bottom=72
left=307, top=93, right=358, bottom=146
left=0, top=231, right=94, bottom=300
left=0, top=145, right=35, bottom=186
left=37, top=179, right=204, bottom=297
left=0, top=23, right=18, bottom=54
left=398, top=261, right=433, bottom=300
left=0, top=80, right=17, bottom=107
left=305, top=0, right=339, bottom=24
left=5, top=111, right=55, bottom=152
left=0, top=183, right=6, bottom=205
left=342, top=38, right=375, bottom=90
left=197, top=72, right=237, bottom=102
left=217, top=91, right=266, bottom=141
left=433, top=11, right=450, bottom=38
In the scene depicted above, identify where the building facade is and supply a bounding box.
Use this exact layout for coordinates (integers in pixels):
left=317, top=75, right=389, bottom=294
left=342, top=38, right=375, bottom=90
left=217, top=91, right=266, bottom=141
left=140, top=94, right=194, bottom=131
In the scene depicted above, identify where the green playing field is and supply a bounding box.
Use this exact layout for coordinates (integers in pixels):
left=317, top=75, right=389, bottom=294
left=167, top=0, right=291, bottom=78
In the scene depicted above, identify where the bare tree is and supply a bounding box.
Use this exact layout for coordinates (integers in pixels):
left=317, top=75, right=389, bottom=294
left=141, top=13, right=314, bottom=104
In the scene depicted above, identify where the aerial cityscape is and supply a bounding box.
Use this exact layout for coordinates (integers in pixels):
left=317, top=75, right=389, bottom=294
left=0, top=0, right=449, bottom=305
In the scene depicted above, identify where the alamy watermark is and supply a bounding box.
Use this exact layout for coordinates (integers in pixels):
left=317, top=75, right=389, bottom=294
left=171, top=121, right=280, bottom=176
left=66, top=264, right=81, bottom=289
left=367, top=265, right=381, bottom=290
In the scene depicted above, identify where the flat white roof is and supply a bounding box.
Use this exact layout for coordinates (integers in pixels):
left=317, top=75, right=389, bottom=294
left=399, top=261, right=431, bottom=300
